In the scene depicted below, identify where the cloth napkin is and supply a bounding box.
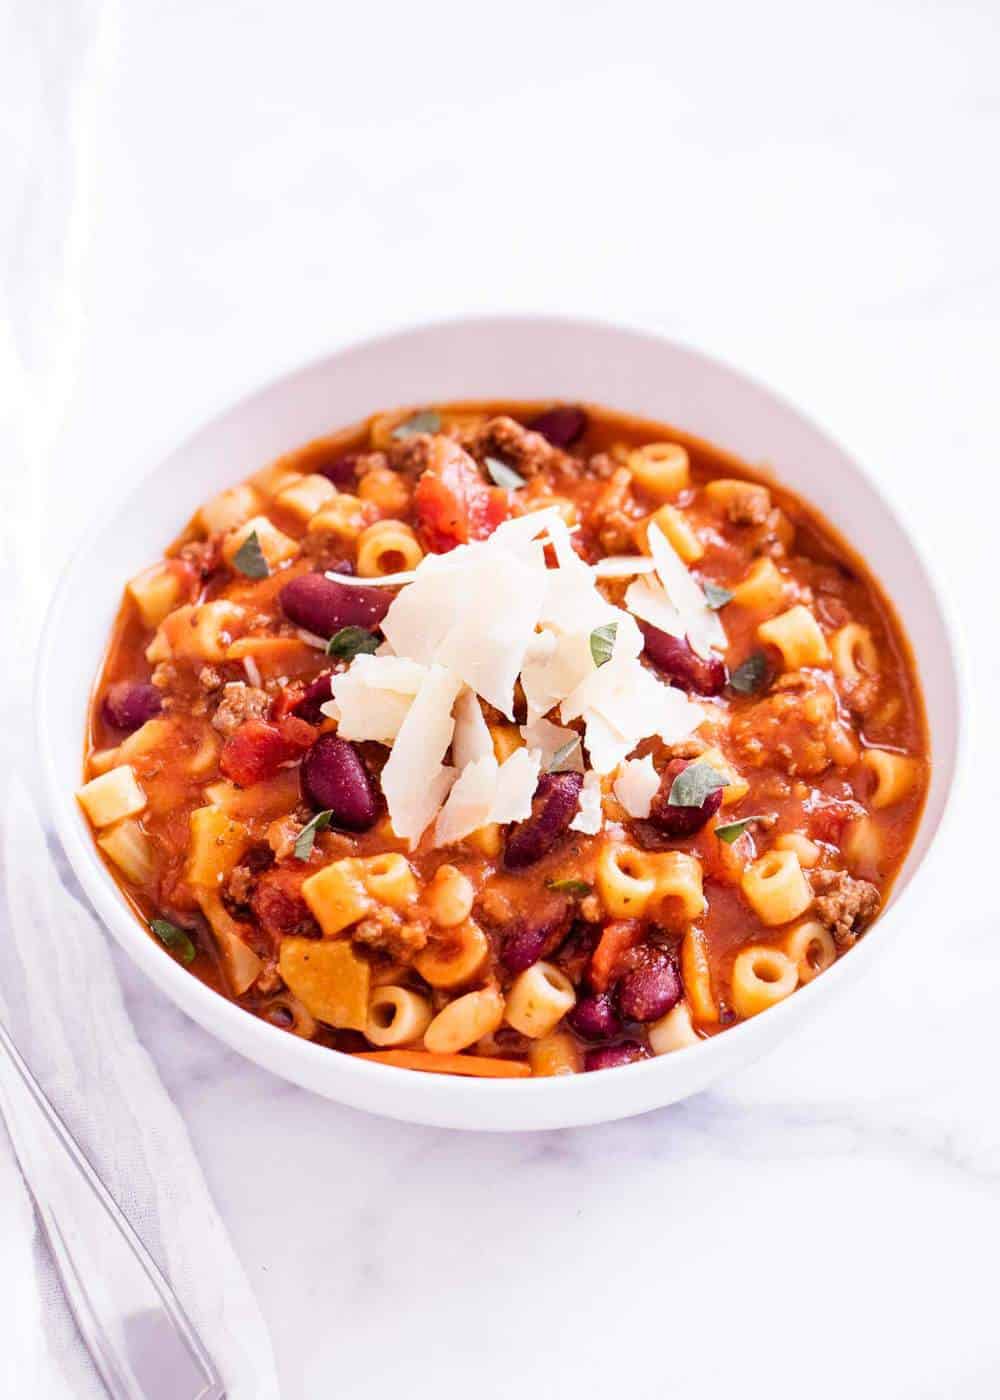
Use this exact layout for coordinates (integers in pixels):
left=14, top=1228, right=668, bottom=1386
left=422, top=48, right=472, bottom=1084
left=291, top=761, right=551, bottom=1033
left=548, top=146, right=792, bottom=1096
left=0, top=778, right=282, bottom=1398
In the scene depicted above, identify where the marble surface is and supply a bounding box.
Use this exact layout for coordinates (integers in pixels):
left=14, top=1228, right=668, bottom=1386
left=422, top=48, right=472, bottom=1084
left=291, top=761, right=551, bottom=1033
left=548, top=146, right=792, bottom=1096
left=6, top=0, right=1000, bottom=1394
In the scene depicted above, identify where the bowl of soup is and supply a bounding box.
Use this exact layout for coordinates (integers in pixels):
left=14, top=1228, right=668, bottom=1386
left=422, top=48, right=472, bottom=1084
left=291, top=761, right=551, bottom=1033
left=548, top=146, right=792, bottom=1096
left=38, top=316, right=962, bottom=1129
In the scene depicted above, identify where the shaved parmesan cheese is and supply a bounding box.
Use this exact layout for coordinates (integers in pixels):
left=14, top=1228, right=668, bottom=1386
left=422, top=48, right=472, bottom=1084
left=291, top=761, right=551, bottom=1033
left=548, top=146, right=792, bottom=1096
left=569, top=770, right=604, bottom=834
left=380, top=665, right=462, bottom=847
left=614, top=755, right=660, bottom=818
left=452, top=689, right=494, bottom=769
left=626, top=522, right=726, bottom=659
left=519, top=716, right=584, bottom=771
left=324, top=568, right=418, bottom=588
left=592, top=555, right=659, bottom=579
left=562, top=657, right=705, bottom=773
left=491, top=747, right=542, bottom=824
left=435, top=755, right=497, bottom=847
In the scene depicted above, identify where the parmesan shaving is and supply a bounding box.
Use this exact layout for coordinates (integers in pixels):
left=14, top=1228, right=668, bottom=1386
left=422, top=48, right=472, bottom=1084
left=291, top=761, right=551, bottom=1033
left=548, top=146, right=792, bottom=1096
left=519, top=716, right=584, bottom=771
left=613, top=755, right=660, bottom=819
left=592, top=555, right=659, bottom=579
left=324, top=568, right=418, bottom=588
left=569, top=770, right=604, bottom=834
left=381, top=665, right=462, bottom=848
left=625, top=522, right=726, bottom=659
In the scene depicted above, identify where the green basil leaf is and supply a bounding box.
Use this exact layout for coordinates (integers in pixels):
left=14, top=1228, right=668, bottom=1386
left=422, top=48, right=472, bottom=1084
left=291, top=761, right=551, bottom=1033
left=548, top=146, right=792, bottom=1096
left=391, top=409, right=441, bottom=439
left=729, top=650, right=769, bottom=695
left=547, top=736, right=582, bottom=772
left=714, top=815, right=764, bottom=845
left=326, top=626, right=379, bottom=660
left=668, top=760, right=727, bottom=808
left=231, top=530, right=269, bottom=579
left=702, top=580, right=733, bottom=610
left=590, top=622, right=617, bottom=668
left=484, top=456, right=526, bottom=490
left=546, top=878, right=593, bottom=896
left=150, top=918, right=196, bottom=965
left=294, top=809, right=333, bottom=861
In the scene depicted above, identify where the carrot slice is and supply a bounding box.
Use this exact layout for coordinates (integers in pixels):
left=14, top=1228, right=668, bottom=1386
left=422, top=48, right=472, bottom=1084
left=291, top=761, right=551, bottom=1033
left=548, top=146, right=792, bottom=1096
left=588, top=919, right=643, bottom=993
left=354, top=1050, right=531, bottom=1079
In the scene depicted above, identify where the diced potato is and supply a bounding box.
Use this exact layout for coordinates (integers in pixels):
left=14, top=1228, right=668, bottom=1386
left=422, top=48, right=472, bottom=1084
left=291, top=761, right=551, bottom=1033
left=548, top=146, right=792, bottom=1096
left=97, top=819, right=155, bottom=884
left=221, top=515, right=299, bottom=571
left=307, top=494, right=368, bottom=541
left=642, top=504, right=703, bottom=564
left=199, top=483, right=263, bottom=535
left=117, top=717, right=174, bottom=764
left=204, top=770, right=301, bottom=821
left=146, top=601, right=245, bottom=665
left=225, top=636, right=315, bottom=679
left=196, top=890, right=262, bottom=994
left=278, top=937, right=370, bottom=1030
left=301, top=858, right=372, bottom=936
left=274, top=473, right=336, bottom=521
left=187, top=806, right=249, bottom=887
left=127, top=562, right=186, bottom=628
left=77, top=765, right=146, bottom=828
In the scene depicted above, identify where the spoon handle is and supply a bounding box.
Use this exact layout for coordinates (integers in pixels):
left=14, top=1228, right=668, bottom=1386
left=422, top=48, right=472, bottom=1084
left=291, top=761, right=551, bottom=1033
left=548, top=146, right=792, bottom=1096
left=0, top=1020, right=225, bottom=1399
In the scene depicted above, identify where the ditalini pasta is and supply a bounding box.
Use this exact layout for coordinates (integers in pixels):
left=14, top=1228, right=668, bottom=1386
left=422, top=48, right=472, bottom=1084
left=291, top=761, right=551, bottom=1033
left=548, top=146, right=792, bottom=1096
left=80, top=401, right=928, bottom=1075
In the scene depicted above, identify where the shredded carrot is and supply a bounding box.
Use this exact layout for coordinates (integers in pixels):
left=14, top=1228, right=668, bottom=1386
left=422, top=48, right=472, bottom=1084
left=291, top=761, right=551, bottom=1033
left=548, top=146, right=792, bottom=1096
left=354, top=1050, right=531, bottom=1079
left=588, top=918, right=643, bottom=993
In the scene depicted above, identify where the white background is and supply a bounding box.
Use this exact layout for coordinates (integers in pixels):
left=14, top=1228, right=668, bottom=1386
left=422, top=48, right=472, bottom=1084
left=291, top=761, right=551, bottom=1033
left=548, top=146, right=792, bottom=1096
left=5, top=1, right=1000, bottom=1396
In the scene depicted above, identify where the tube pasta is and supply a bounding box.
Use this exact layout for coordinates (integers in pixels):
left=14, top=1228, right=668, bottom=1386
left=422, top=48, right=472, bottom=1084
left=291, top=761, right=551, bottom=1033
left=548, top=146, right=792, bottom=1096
left=740, top=849, right=812, bottom=926
left=307, top=493, right=369, bottom=540
left=423, top=864, right=475, bottom=927
left=423, top=987, right=505, bottom=1054
left=862, top=749, right=921, bottom=809
left=274, top=473, right=336, bottom=521
left=757, top=605, right=831, bottom=670
left=365, top=986, right=434, bottom=1047
left=358, top=466, right=411, bottom=516
left=646, top=850, right=706, bottom=922
left=222, top=516, right=298, bottom=570
left=626, top=442, right=690, bottom=498
left=773, top=832, right=822, bottom=868
left=648, top=1001, right=700, bottom=1055
left=504, top=962, right=576, bottom=1039
left=415, top=919, right=489, bottom=988
left=783, top=920, right=836, bottom=983
left=528, top=1031, right=582, bottom=1076
left=831, top=622, right=878, bottom=683
left=199, top=482, right=262, bottom=535
left=356, top=520, right=425, bottom=577
left=731, top=946, right=798, bottom=1018
left=596, top=842, right=658, bottom=918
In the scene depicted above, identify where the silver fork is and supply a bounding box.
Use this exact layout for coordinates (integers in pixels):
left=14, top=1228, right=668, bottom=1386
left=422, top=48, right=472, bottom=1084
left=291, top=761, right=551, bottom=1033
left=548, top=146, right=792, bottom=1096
left=0, top=1020, right=225, bottom=1399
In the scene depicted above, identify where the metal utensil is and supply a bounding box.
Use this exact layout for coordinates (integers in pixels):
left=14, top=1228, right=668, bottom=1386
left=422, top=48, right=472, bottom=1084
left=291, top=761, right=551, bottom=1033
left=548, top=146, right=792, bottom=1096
left=0, top=1020, right=225, bottom=1399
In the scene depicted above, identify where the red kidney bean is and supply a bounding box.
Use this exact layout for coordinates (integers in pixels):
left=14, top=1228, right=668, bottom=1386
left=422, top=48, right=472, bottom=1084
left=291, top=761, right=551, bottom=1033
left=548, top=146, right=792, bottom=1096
left=616, top=953, right=681, bottom=1022
left=503, top=772, right=584, bottom=870
left=102, top=681, right=162, bottom=732
left=280, top=571, right=390, bottom=636
left=300, top=734, right=377, bottom=830
left=529, top=405, right=588, bottom=449
left=584, top=1041, right=651, bottom=1072
left=648, top=758, right=723, bottom=838
left=568, top=993, right=622, bottom=1042
left=316, top=454, right=359, bottom=488
left=500, top=904, right=572, bottom=973
left=293, top=671, right=335, bottom=724
left=640, top=624, right=727, bottom=696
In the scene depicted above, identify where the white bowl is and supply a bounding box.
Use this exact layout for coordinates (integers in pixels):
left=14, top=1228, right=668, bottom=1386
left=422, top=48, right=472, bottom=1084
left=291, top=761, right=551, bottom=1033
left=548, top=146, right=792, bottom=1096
left=37, top=316, right=964, bottom=1131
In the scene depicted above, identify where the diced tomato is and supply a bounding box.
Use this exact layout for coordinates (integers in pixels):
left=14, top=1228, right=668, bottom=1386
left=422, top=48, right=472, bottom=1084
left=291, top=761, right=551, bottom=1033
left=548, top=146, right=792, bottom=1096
left=414, top=446, right=510, bottom=553
left=588, top=920, right=644, bottom=994
left=270, top=681, right=306, bottom=721
left=220, top=717, right=317, bottom=788
left=251, top=866, right=318, bottom=949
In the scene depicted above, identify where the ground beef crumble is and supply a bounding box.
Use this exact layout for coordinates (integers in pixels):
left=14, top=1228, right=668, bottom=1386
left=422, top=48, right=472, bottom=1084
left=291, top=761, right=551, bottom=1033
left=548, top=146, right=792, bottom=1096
left=457, top=415, right=572, bottom=481
left=210, top=681, right=272, bottom=736
left=352, top=908, right=430, bottom=958
left=725, top=483, right=772, bottom=526
left=809, top=868, right=881, bottom=948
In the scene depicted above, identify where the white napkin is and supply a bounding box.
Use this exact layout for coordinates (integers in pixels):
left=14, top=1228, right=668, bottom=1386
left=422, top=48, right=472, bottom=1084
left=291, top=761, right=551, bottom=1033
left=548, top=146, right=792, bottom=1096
left=0, top=777, right=281, bottom=1398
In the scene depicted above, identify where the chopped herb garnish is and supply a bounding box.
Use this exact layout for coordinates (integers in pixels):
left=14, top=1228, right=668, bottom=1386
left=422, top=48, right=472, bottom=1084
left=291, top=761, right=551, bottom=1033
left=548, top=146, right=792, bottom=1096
left=729, top=650, right=769, bottom=695
left=548, top=736, right=582, bottom=772
left=668, top=761, right=727, bottom=808
left=326, top=626, right=379, bottom=660
left=294, top=810, right=333, bottom=861
left=715, top=815, right=764, bottom=845
left=232, top=530, right=269, bottom=579
left=590, top=621, right=618, bottom=668
left=392, top=409, right=441, bottom=439
left=485, top=456, right=526, bottom=490
left=702, top=580, right=733, bottom=610
left=547, top=877, right=593, bottom=897
left=150, top=918, right=196, bottom=965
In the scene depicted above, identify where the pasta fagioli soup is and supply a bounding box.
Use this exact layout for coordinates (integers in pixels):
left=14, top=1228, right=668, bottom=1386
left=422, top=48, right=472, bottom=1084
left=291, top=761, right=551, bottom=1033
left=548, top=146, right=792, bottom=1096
left=80, top=402, right=928, bottom=1078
